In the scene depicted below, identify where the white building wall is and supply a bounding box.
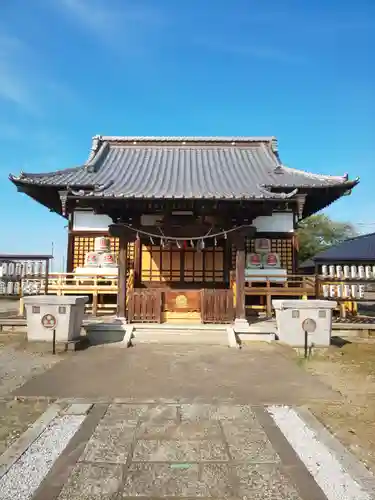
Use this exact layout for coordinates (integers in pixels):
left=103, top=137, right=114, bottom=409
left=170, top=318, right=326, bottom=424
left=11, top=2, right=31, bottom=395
left=72, top=211, right=112, bottom=231
left=72, top=210, right=294, bottom=233
left=253, top=213, right=294, bottom=233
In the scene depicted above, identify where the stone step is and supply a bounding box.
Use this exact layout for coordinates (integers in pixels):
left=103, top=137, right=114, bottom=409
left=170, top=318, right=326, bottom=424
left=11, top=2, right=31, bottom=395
left=134, top=336, right=229, bottom=345
left=132, top=327, right=229, bottom=345
left=132, top=323, right=228, bottom=331
left=133, top=328, right=227, bottom=336
left=132, top=329, right=275, bottom=345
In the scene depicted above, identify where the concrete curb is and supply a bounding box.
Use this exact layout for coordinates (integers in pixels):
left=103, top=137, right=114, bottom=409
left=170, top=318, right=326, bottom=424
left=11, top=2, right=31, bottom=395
left=0, top=403, right=62, bottom=479
left=32, top=404, right=108, bottom=500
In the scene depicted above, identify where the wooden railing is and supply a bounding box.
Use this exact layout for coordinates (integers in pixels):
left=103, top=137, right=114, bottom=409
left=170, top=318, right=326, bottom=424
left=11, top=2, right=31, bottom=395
left=41, top=271, right=317, bottom=318
left=201, top=289, right=234, bottom=323
left=230, top=272, right=316, bottom=317
left=44, top=270, right=136, bottom=316
left=128, top=288, right=162, bottom=323
left=47, top=272, right=118, bottom=292
left=46, top=271, right=118, bottom=316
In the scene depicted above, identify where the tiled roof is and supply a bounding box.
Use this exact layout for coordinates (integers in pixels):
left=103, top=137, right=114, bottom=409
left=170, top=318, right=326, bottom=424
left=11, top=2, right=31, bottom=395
left=10, top=136, right=357, bottom=200
left=302, top=232, right=375, bottom=264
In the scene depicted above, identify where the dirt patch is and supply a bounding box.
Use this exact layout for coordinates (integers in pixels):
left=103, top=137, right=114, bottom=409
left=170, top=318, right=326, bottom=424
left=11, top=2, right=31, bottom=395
left=0, top=399, right=49, bottom=455
left=301, top=341, right=375, bottom=473
left=0, top=333, right=26, bottom=349
left=0, top=345, right=60, bottom=397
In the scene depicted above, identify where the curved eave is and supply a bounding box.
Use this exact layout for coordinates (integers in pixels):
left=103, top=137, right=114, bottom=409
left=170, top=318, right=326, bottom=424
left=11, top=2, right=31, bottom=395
left=301, top=180, right=359, bottom=218
left=9, top=181, right=64, bottom=216
left=9, top=174, right=94, bottom=190
left=267, top=178, right=359, bottom=191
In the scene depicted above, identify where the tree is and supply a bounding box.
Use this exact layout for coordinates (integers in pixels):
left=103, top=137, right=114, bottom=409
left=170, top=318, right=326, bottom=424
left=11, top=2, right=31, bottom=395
left=297, top=214, right=357, bottom=263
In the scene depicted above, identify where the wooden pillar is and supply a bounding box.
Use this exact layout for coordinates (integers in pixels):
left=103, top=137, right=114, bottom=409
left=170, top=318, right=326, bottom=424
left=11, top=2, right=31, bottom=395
left=235, top=238, right=246, bottom=320
left=223, top=237, right=231, bottom=286
left=134, top=237, right=141, bottom=287
left=66, top=231, right=74, bottom=272
left=231, top=230, right=251, bottom=331
left=117, top=233, right=128, bottom=319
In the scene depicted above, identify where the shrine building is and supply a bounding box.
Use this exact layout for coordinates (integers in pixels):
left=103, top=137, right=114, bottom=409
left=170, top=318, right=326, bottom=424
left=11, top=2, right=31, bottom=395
left=10, top=135, right=358, bottom=326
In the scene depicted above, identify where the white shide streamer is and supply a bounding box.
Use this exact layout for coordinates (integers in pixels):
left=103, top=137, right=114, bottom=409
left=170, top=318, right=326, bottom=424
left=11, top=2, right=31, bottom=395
left=0, top=414, right=85, bottom=500
left=268, top=405, right=370, bottom=500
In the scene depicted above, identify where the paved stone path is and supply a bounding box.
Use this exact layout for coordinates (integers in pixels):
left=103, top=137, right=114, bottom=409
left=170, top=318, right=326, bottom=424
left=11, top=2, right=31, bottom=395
left=32, top=402, right=325, bottom=500
left=1, top=344, right=365, bottom=498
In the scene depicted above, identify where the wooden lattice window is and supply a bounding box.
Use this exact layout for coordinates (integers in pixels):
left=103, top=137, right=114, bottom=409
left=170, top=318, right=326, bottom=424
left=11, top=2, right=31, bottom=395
left=231, top=237, right=293, bottom=274
left=141, top=244, right=180, bottom=282
left=141, top=243, right=224, bottom=283
left=184, top=247, right=224, bottom=283
left=71, top=234, right=134, bottom=270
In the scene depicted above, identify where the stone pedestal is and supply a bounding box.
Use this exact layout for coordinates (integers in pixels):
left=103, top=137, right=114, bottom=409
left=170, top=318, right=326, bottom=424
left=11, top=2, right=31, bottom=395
left=272, top=299, right=337, bottom=347
left=23, top=295, right=88, bottom=342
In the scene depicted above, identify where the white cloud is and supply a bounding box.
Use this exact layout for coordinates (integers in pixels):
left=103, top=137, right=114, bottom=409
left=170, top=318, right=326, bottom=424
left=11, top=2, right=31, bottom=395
left=0, top=35, right=38, bottom=113
left=0, top=34, right=73, bottom=115
left=57, top=0, right=165, bottom=52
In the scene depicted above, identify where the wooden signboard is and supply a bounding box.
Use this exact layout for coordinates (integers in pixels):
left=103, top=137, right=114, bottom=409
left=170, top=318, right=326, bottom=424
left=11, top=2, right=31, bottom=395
left=164, top=291, right=201, bottom=312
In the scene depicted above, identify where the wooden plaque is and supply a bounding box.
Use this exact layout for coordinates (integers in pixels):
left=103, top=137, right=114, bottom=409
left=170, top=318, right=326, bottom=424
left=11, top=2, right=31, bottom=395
left=165, top=291, right=201, bottom=312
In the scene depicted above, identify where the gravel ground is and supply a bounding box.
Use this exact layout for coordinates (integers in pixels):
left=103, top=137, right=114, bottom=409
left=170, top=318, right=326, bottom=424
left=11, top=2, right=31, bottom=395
left=0, top=345, right=59, bottom=397
left=269, top=405, right=371, bottom=500
left=0, top=414, right=85, bottom=500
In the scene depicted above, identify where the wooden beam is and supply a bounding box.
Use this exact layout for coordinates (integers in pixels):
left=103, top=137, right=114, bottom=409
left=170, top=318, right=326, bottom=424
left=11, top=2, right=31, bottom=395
left=66, top=231, right=74, bottom=272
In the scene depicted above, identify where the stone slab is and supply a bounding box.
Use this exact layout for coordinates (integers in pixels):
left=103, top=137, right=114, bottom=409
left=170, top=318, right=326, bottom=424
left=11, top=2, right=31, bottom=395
left=136, top=420, right=223, bottom=440
left=235, top=463, right=302, bottom=499
left=133, top=439, right=229, bottom=462
left=221, top=420, right=280, bottom=462
left=80, top=425, right=136, bottom=463
left=224, top=433, right=280, bottom=463
left=64, top=403, right=93, bottom=415
left=104, top=404, right=149, bottom=421
left=121, top=463, right=235, bottom=497
left=58, top=462, right=123, bottom=499
left=180, top=403, right=258, bottom=422
left=142, top=404, right=179, bottom=422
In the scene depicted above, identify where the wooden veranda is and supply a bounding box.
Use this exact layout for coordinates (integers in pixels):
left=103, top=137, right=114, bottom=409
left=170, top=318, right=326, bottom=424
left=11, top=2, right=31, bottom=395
left=23, top=270, right=317, bottom=320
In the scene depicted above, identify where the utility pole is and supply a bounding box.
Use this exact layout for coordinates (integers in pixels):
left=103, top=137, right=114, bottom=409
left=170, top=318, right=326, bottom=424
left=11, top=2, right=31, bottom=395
left=51, top=242, right=54, bottom=272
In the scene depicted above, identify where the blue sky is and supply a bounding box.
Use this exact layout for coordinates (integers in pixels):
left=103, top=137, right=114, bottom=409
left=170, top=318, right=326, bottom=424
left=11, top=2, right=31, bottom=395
left=0, top=0, right=374, bottom=270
